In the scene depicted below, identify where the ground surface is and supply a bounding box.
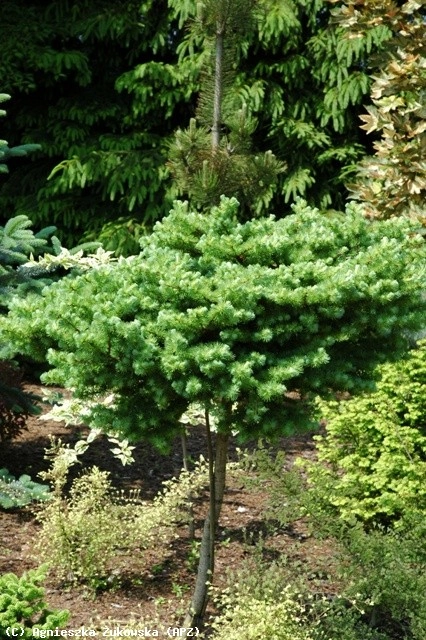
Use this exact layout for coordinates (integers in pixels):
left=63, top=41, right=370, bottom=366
left=0, top=384, right=330, bottom=637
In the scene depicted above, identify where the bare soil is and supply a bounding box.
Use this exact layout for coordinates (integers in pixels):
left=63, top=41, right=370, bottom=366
left=0, top=383, right=331, bottom=636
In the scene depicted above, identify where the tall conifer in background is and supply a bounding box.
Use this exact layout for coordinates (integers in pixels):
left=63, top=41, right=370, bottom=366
left=167, top=0, right=284, bottom=217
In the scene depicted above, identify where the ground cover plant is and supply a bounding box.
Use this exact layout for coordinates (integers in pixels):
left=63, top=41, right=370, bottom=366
left=208, top=581, right=314, bottom=640
left=219, top=441, right=426, bottom=640
left=0, top=467, right=50, bottom=509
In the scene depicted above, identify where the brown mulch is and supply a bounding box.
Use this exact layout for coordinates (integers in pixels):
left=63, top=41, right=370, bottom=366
left=0, top=383, right=330, bottom=635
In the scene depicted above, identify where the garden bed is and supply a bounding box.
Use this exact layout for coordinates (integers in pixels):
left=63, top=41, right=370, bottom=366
left=0, top=383, right=331, bottom=634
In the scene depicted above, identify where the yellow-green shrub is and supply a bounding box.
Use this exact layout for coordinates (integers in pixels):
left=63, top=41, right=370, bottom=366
left=302, top=341, right=426, bottom=525
left=36, top=447, right=207, bottom=588
left=208, top=583, right=313, bottom=640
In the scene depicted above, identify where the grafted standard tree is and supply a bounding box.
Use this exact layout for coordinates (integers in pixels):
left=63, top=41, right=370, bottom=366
left=2, top=196, right=426, bottom=629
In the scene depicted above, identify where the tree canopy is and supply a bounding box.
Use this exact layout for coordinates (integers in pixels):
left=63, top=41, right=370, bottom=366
left=2, top=196, right=425, bottom=448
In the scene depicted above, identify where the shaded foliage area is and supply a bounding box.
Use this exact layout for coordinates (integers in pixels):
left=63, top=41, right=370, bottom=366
left=0, top=0, right=184, bottom=250
left=0, top=0, right=392, bottom=250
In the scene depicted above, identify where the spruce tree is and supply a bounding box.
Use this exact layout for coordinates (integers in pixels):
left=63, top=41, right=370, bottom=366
left=2, top=196, right=426, bottom=629
left=0, top=94, right=47, bottom=433
left=0, top=93, right=40, bottom=174
left=0, top=92, right=101, bottom=440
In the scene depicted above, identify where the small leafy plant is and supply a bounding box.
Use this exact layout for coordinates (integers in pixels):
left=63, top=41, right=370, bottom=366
left=208, top=580, right=314, bottom=640
left=35, top=443, right=208, bottom=588
left=232, top=439, right=426, bottom=639
left=0, top=565, right=69, bottom=639
left=333, top=514, right=426, bottom=640
left=237, top=440, right=305, bottom=528
left=206, top=556, right=383, bottom=640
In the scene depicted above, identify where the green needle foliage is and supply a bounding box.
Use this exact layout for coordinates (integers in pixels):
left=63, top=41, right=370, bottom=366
left=0, top=93, right=50, bottom=304
left=1, top=196, right=425, bottom=448
left=167, top=1, right=284, bottom=216
left=0, top=90, right=100, bottom=312
left=0, top=93, right=40, bottom=174
left=0, top=566, right=69, bottom=639
left=0, top=0, right=391, bottom=246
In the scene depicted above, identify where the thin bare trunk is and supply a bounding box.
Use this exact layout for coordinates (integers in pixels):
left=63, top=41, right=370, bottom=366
left=214, top=430, right=228, bottom=524
left=181, top=430, right=195, bottom=541
left=183, top=413, right=229, bottom=633
left=206, top=410, right=216, bottom=584
left=184, top=515, right=213, bottom=631
left=211, top=22, right=224, bottom=150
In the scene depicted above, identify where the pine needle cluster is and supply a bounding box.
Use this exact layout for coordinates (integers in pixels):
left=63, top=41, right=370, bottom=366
left=168, top=0, right=284, bottom=217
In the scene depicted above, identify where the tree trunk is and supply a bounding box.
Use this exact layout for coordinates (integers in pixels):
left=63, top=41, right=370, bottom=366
left=181, top=430, right=195, bottom=541
left=183, top=422, right=229, bottom=633
left=214, top=431, right=228, bottom=523
left=211, top=22, right=224, bottom=150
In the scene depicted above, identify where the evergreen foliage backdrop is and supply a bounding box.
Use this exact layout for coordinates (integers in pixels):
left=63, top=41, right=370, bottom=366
left=0, top=0, right=392, bottom=250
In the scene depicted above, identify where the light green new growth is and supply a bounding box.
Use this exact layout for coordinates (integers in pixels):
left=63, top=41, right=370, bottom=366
left=302, top=339, right=426, bottom=525
left=0, top=566, right=69, bottom=638
left=208, top=584, right=314, bottom=640
left=24, top=246, right=117, bottom=272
